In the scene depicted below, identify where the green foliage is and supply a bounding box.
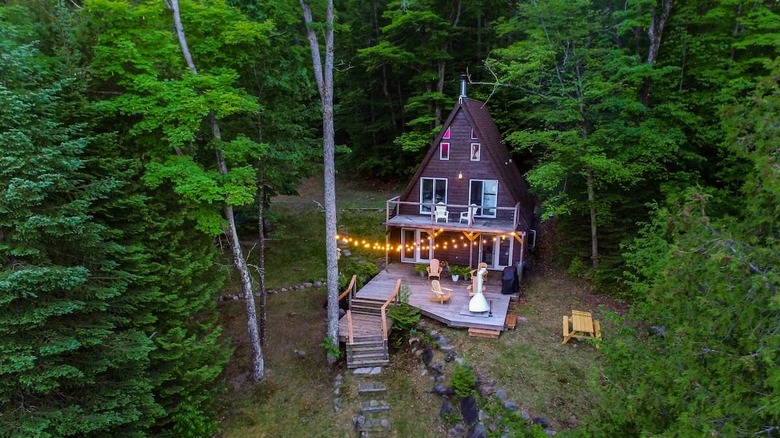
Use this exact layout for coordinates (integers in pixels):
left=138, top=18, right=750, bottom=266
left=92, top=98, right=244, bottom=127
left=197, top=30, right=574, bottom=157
left=565, top=258, right=587, bottom=279
left=450, top=363, right=477, bottom=398
left=414, top=263, right=428, bottom=274
left=588, top=63, right=780, bottom=436
left=0, top=12, right=161, bottom=434
left=449, top=265, right=471, bottom=279
left=320, top=335, right=342, bottom=359
left=387, top=285, right=421, bottom=347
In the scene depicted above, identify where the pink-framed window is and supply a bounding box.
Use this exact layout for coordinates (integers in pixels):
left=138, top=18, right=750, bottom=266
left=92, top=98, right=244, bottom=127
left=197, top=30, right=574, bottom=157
left=443, top=127, right=451, bottom=140
left=440, top=142, right=450, bottom=160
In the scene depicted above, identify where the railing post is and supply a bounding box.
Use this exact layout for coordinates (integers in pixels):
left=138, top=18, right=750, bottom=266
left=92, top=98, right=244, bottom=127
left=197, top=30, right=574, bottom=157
left=346, top=310, right=354, bottom=345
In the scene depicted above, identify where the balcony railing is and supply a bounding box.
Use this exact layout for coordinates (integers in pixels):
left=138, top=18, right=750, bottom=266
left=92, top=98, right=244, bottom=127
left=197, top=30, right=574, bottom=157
left=386, top=196, right=523, bottom=229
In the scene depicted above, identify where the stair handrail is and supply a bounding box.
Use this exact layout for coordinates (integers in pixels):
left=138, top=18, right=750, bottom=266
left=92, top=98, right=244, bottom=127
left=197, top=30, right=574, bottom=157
left=338, top=274, right=357, bottom=309
left=346, top=310, right=354, bottom=345
left=380, top=279, right=402, bottom=342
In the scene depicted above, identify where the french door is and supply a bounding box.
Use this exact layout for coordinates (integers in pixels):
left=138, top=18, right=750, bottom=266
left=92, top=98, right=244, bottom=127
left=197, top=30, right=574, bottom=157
left=401, top=229, right=432, bottom=263
left=479, top=234, right=513, bottom=270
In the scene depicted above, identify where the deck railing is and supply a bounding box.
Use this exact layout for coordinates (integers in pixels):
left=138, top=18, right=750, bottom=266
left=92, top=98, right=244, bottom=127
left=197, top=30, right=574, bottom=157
left=386, top=199, right=521, bottom=225
left=380, top=279, right=402, bottom=343
left=338, top=274, right=357, bottom=309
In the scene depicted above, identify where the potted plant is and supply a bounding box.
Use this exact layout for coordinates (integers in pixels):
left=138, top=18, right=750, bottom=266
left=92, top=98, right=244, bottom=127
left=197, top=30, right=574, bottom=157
left=450, top=265, right=469, bottom=282
left=414, top=263, right=428, bottom=277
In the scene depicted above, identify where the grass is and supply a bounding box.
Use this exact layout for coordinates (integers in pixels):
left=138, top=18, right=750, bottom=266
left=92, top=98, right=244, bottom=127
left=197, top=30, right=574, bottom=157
left=218, top=175, right=626, bottom=436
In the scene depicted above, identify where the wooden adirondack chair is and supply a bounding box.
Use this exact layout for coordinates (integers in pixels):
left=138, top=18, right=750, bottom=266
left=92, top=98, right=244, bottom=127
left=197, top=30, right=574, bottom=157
left=427, top=258, right=443, bottom=280
left=430, top=280, right=453, bottom=304
left=467, top=273, right=486, bottom=297
left=434, top=203, right=449, bottom=223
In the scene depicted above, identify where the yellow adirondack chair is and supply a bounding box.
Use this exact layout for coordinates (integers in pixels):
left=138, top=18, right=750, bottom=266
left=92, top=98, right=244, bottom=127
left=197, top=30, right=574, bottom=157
left=430, top=280, right=452, bottom=304
left=467, top=274, right=486, bottom=297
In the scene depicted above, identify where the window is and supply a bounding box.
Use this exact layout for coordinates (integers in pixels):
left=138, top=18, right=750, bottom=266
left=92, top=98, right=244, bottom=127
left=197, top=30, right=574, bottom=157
left=440, top=142, right=449, bottom=160
left=443, top=127, right=451, bottom=140
left=470, top=143, right=481, bottom=161
left=420, top=178, right=448, bottom=214
left=469, top=179, right=498, bottom=217
left=471, top=128, right=478, bottom=140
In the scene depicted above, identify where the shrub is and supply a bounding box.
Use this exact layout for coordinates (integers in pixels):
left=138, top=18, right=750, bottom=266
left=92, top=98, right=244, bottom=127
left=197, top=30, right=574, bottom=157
left=450, top=363, right=477, bottom=398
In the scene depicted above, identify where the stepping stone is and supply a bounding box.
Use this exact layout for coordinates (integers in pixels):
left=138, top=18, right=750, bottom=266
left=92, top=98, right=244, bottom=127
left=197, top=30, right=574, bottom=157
left=358, top=382, right=387, bottom=395
left=360, top=400, right=390, bottom=414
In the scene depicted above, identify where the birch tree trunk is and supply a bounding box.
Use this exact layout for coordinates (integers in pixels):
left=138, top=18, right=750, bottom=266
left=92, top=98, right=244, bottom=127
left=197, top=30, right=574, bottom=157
left=166, top=0, right=264, bottom=380
left=640, top=0, right=672, bottom=105
left=300, top=0, right=340, bottom=365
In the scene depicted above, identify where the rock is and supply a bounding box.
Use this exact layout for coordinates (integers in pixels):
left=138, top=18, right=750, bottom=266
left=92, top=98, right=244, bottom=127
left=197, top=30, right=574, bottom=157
left=460, top=395, right=479, bottom=426
left=335, top=373, right=343, bottom=382
left=369, top=367, right=382, bottom=375
left=545, top=430, right=557, bottom=436
left=445, top=350, right=458, bottom=362
left=478, top=410, right=489, bottom=421
left=353, top=367, right=373, bottom=375
left=422, top=344, right=434, bottom=366
left=280, top=288, right=288, bottom=292
left=314, top=281, right=323, bottom=287
left=333, top=398, right=341, bottom=411
left=334, top=387, right=340, bottom=396
left=433, top=384, right=455, bottom=396
left=504, top=401, right=517, bottom=411
left=430, top=363, right=444, bottom=375
left=353, top=415, right=365, bottom=430
left=532, top=417, right=550, bottom=429
left=339, top=308, right=346, bottom=317
left=294, top=349, right=306, bottom=358
left=517, top=316, right=529, bottom=324
left=650, top=325, right=667, bottom=337
left=429, top=329, right=439, bottom=337
left=496, top=388, right=507, bottom=401
left=521, top=411, right=530, bottom=421
left=448, top=423, right=467, bottom=437
left=440, top=343, right=457, bottom=352
left=380, top=419, right=390, bottom=428
left=466, top=423, right=487, bottom=438
left=440, top=399, right=455, bottom=418
left=303, top=282, right=313, bottom=288
left=455, top=357, right=466, bottom=366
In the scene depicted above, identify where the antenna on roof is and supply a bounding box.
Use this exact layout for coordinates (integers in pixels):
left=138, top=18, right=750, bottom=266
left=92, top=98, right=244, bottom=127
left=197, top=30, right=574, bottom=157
left=459, top=74, right=467, bottom=103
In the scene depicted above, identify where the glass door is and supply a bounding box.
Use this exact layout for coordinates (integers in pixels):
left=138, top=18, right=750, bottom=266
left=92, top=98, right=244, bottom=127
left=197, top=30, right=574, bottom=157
left=479, top=234, right=514, bottom=269
left=401, top=229, right=432, bottom=263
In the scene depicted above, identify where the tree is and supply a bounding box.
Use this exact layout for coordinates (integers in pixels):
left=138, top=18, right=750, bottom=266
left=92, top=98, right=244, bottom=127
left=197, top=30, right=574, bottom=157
left=589, top=61, right=780, bottom=437
left=0, top=9, right=161, bottom=434
left=300, top=0, right=340, bottom=364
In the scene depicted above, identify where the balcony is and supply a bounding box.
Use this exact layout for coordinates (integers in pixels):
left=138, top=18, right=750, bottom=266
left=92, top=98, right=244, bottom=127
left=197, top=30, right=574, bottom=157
left=385, top=196, right=523, bottom=234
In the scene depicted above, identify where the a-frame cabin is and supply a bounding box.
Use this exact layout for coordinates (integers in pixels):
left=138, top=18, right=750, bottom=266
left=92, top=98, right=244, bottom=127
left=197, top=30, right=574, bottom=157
left=385, top=77, right=535, bottom=277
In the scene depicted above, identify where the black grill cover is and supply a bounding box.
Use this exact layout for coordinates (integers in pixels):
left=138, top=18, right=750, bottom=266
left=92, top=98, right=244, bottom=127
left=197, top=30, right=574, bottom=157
left=501, top=266, right=519, bottom=294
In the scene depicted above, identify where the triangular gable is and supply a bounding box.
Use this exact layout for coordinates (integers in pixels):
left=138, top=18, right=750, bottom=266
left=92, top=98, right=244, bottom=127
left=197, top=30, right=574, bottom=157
left=399, top=99, right=533, bottom=229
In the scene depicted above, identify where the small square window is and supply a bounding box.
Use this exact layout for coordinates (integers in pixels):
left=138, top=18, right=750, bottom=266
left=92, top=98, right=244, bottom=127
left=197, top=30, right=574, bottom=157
left=470, top=143, right=481, bottom=161
left=440, top=142, right=450, bottom=160
left=471, top=128, right=478, bottom=140
left=443, top=127, right=451, bottom=140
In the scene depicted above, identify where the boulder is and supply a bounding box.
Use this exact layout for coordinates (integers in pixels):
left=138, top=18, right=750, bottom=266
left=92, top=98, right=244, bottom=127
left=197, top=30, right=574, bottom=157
left=461, top=395, right=479, bottom=426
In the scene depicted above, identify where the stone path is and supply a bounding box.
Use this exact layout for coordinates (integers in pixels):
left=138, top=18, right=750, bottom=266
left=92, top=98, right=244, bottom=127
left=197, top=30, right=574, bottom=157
left=352, top=378, right=392, bottom=437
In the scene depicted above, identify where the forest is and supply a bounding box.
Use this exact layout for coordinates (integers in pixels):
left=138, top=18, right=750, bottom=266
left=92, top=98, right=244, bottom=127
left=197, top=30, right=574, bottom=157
left=0, top=0, right=777, bottom=436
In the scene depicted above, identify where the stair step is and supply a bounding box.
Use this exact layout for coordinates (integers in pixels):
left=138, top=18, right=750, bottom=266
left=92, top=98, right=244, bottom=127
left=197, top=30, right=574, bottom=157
left=348, top=358, right=389, bottom=368
left=468, top=327, right=501, bottom=339
left=348, top=342, right=385, bottom=350
left=349, top=354, right=388, bottom=363
left=358, top=382, right=387, bottom=395
left=360, top=400, right=390, bottom=414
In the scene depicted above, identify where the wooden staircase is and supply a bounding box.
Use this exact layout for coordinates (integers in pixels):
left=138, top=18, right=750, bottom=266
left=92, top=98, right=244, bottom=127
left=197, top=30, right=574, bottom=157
left=346, top=298, right=388, bottom=369
left=341, top=279, right=401, bottom=369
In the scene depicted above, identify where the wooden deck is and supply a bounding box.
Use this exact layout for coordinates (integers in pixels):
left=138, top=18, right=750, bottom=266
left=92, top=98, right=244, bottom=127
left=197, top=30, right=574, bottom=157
left=346, top=263, right=514, bottom=332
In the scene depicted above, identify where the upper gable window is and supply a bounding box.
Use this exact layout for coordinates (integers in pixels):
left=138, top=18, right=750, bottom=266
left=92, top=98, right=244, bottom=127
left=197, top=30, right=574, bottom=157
left=443, top=127, right=451, bottom=140
left=440, top=142, right=450, bottom=160
left=471, top=128, right=478, bottom=140
left=470, top=143, right=481, bottom=161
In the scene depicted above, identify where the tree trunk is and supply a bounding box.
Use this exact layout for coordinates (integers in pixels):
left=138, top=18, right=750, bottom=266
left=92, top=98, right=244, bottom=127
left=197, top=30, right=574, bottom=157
left=640, top=0, right=672, bottom=106
left=166, top=0, right=264, bottom=380
left=257, top=172, right=267, bottom=346
left=300, top=0, right=340, bottom=365
left=585, top=168, right=599, bottom=268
